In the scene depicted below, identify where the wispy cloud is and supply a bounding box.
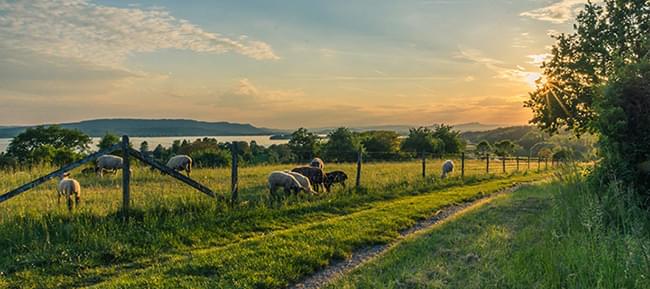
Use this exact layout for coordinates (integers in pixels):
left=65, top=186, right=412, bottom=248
left=520, top=0, right=593, bottom=23
left=0, top=0, right=278, bottom=70
left=455, top=47, right=540, bottom=87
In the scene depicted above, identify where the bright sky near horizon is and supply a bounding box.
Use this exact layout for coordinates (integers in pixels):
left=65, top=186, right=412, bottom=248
left=0, top=0, right=590, bottom=129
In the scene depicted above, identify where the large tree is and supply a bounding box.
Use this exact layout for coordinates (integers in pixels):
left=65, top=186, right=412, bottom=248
left=6, top=126, right=91, bottom=165
left=288, top=128, right=320, bottom=162
left=323, top=127, right=362, bottom=162
left=431, top=124, right=464, bottom=154
left=401, top=127, right=441, bottom=155
left=525, top=0, right=649, bottom=135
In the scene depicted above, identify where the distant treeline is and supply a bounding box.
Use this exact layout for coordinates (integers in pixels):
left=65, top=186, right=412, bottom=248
left=0, top=124, right=595, bottom=170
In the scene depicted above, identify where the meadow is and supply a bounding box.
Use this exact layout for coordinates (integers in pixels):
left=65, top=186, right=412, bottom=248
left=0, top=158, right=550, bottom=288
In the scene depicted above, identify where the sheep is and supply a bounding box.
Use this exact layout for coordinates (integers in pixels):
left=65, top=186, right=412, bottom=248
left=441, top=160, right=454, bottom=179
left=310, top=157, right=324, bottom=169
left=166, top=155, right=193, bottom=177
left=95, top=155, right=123, bottom=177
left=324, top=170, right=348, bottom=191
left=57, top=172, right=81, bottom=211
left=268, top=171, right=302, bottom=202
left=284, top=171, right=316, bottom=194
left=291, top=166, right=328, bottom=192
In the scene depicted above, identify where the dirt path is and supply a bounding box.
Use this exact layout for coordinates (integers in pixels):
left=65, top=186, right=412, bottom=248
left=289, top=184, right=525, bottom=289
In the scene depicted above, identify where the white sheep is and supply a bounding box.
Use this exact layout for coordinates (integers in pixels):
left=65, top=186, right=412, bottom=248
left=95, top=155, right=123, bottom=177
left=310, top=157, right=324, bottom=169
left=441, top=160, right=454, bottom=179
left=268, top=171, right=302, bottom=202
left=57, top=172, right=81, bottom=211
left=284, top=171, right=316, bottom=194
left=166, top=155, right=193, bottom=177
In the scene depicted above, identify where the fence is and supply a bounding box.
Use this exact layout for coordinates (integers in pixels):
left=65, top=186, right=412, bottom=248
left=0, top=136, right=558, bottom=215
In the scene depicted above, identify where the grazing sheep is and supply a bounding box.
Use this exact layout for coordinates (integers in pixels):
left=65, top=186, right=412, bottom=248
left=284, top=171, right=316, bottom=194
left=325, top=170, right=348, bottom=191
left=268, top=171, right=302, bottom=202
left=310, top=157, right=324, bottom=169
left=291, top=166, right=328, bottom=192
left=57, top=172, right=81, bottom=211
left=441, top=160, right=454, bottom=179
left=166, top=155, right=193, bottom=177
left=95, top=155, right=123, bottom=177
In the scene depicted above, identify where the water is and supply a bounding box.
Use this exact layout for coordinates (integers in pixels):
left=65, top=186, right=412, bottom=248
left=0, top=135, right=288, bottom=153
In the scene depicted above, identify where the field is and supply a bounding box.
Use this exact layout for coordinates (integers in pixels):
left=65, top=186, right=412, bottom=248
left=329, top=175, right=650, bottom=289
left=0, top=159, right=550, bottom=288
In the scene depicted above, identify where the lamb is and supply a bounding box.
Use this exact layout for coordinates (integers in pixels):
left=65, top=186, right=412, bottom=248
left=291, top=166, right=328, bottom=192
left=310, top=157, right=324, bottom=169
left=95, top=155, right=123, bottom=177
left=324, top=170, right=348, bottom=191
left=284, top=171, right=316, bottom=194
left=441, top=160, right=454, bottom=179
left=166, top=155, right=193, bottom=177
left=268, top=171, right=303, bottom=202
left=57, top=172, right=81, bottom=211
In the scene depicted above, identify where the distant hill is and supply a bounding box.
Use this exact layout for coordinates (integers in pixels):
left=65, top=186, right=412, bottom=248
left=460, top=126, right=537, bottom=144
left=311, top=122, right=504, bottom=135
left=0, top=119, right=281, bottom=138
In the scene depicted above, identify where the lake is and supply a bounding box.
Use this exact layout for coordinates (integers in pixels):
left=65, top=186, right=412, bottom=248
left=0, top=135, right=289, bottom=153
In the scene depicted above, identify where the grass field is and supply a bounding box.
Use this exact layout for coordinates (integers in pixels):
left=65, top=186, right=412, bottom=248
left=0, top=160, right=550, bottom=288
left=329, top=175, right=650, bottom=289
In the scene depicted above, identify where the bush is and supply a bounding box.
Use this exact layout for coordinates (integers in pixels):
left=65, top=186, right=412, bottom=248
left=190, top=149, right=231, bottom=168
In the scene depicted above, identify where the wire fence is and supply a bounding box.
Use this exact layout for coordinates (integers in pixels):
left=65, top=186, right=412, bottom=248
left=0, top=136, right=559, bottom=216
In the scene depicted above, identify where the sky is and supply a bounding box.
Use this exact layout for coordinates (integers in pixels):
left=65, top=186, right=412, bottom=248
left=0, top=0, right=592, bottom=129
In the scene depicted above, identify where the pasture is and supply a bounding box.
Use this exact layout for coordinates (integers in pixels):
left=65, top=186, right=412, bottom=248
left=0, top=159, right=550, bottom=288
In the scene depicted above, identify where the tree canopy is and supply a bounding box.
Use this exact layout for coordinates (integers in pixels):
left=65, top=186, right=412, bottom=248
left=524, top=0, right=649, bottom=135
left=6, top=126, right=91, bottom=165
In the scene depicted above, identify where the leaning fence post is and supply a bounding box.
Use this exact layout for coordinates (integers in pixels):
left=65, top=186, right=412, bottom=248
left=231, top=142, right=238, bottom=205
left=502, top=156, right=506, bottom=174
left=421, top=152, right=426, bottom=178
left=461, top=152, right=465, bottom=179
left=355, top=149, right=362, bottom=189
left=121, top=135, right=130, bottom=219
left=486, top=153, right=490, bottom=174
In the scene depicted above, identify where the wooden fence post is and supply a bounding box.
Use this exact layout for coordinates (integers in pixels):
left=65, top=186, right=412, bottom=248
left=516, top=157, right=520, bottom=171
left=461, top=152, right=465, bottom=179
left=545, top=157, right=549, bottom=170
left=121, top=135, right=130, bottom=219
left=231, top=142, right=238, bottom=205
left=502, top=156, right=506, bottom=174
left=421, top=152, right=426, bottom=178
left=356, top=149, right=362, bottom=189
left=486, top=153, right=490, bottom=174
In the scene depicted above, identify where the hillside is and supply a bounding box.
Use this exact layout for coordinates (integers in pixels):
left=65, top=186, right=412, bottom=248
left=0, top=119, right=280, bottom=138
left=460, top=126, right=537, bottom=144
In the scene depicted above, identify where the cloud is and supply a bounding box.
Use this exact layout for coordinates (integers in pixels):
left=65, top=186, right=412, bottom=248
left=520, top=0, right=593, bottom=23
left=527, top=53, right=551, bottom=66
left=0, top=0, right=278, bottom=71
left=455, top=47, right=540, bottom=87
left=214, top=79, right=304, bottom=108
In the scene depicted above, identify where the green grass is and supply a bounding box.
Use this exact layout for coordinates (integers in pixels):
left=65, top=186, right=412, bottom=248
left=329, top=173, right=650, bottom=289
left=0, top=160, right=549, bottom=288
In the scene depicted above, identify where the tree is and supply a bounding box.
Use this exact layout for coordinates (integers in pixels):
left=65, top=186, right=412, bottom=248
left=97, top=133, right=120, bottom=151
left=493, top=140, right=517, bottom=157
left=288, top=128, right=320, bottom=162
left=6, top=126, right=91, bottom=165
left=525, top=0, right=649, bottom=135
left=322, top=127, right=362, bottom=162
left=475, top=140, right=491, bottom=157
left=432, top=124, right=464, bottom=154
left=360, top=131, right=400, bottom=160
left=401, top=127, right=441, bottom=155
